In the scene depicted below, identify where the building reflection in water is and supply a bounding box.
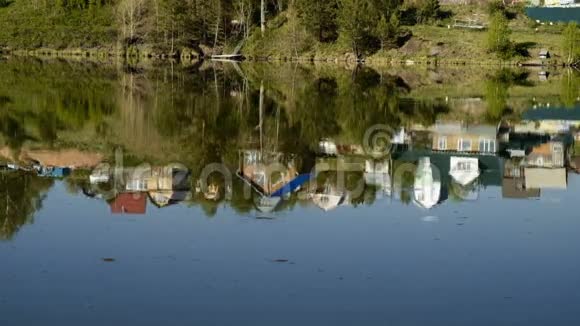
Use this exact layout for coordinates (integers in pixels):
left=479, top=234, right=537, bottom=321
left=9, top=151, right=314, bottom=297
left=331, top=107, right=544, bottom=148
left=2, top=109, right=580, bottom=219
left=89, top=165, right=192, bottom=215
left=238, top=149, right=312, bottom=213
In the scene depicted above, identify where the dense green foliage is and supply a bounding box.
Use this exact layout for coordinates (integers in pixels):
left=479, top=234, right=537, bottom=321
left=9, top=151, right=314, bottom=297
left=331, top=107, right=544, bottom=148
left=295, top=0, right=339, bottom=42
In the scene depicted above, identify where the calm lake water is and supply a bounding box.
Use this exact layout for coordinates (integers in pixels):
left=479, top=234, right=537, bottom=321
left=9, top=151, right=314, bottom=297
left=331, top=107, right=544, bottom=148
left=1, top=58, right=580, bottom=325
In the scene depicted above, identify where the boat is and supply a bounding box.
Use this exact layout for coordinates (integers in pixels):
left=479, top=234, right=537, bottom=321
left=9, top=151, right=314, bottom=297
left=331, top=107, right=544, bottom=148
left=413, top=157, right=442, bottom=209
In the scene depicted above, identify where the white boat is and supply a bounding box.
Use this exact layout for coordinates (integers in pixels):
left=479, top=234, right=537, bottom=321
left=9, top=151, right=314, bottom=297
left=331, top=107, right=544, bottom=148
left=90, top=167, right=110, bottom=184
left=413, top=157, right=441, bottom=209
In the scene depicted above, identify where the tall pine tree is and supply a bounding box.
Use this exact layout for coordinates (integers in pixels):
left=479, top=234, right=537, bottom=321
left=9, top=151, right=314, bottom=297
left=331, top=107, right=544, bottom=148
left=295, top=0, right=338, bottom=42
left=338, top=0, right=378, bottom=58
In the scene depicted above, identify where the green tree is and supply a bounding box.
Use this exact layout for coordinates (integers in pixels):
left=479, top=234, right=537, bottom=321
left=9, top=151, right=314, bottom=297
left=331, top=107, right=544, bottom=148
left=338, top=0, right=378, bottom=58
left=375, top=15, right=390, bottom=51
left=415, top=0, right=440, bottom=24
left=295, top=0, right=338, bottom=42
left=562, top=22, right=579, bottom=65
left=487, top=13, right=513, bottom=60
left=375, top=12, right=399, bottom=50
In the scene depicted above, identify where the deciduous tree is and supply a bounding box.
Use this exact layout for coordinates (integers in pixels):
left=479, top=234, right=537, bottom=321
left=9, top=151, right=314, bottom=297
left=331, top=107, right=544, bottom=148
left=487, top=13, right=513, bottom=60
left=117, top=0, right=149, bottom=44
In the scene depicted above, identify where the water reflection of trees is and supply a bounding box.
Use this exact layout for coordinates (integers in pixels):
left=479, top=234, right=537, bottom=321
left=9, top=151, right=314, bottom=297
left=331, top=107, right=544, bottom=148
left=1, top=59, right=580, bottom=232
left=0, top=172, right=53, bottom=240
left=485, top=69, right=533, bottom=122
left=0, top=58, right=116, bottom=152
left=561, top=69, right=579, bottom=108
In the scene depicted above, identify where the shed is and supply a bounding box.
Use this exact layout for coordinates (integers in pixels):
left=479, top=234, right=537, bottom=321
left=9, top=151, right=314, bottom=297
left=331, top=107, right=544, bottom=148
left=539, top=49, right=550, bottom=59
left=110, top=193, right=147, bottom=214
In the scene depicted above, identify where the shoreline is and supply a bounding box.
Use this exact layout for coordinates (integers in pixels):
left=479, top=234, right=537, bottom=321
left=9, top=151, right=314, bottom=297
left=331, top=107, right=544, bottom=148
left=0, top=46, right=203, bottom=61
left=244, top=55, right=575, bottom=68
left=1, top=46, right=576, bottom=68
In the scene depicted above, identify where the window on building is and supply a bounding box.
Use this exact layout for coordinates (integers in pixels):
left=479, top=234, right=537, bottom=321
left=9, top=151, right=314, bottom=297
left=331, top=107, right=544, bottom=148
left=438, top=137, right=447, bottom=150
left=553, top=143, right=564, bottom=167
left=458, top=139, right=472, bottom=152
left=126, top=179, right=147, bottom=191
left=457, top=162, right=471, bottom=171
left=479, top=139, right=496, bottom=153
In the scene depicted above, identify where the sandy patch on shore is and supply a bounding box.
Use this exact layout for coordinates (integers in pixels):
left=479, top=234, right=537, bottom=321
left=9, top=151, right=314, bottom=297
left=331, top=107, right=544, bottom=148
left=23, top=149, right=104, bottom=168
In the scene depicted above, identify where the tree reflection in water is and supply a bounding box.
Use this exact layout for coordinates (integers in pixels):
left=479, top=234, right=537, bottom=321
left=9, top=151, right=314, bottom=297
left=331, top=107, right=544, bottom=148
left=0, top=58, right=579, bottom=238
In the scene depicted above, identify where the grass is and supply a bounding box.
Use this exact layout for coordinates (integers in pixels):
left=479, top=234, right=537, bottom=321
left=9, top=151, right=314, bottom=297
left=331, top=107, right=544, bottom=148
left=0, top=1, right=117, bottom=49
left=372, top=23, right=564, bottom=64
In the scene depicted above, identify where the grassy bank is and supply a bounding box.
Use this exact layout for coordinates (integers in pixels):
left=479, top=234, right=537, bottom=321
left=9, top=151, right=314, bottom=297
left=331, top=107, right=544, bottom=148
left=0, top=1, right=116, bottom=50
left=243, top=4, right=570, bottom=66
left=0, top=2, right=575, bottom=65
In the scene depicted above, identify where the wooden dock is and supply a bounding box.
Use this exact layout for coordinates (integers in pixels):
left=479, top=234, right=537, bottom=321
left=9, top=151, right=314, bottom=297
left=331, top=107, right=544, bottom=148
left=211, top=40, right=245, bottom=62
